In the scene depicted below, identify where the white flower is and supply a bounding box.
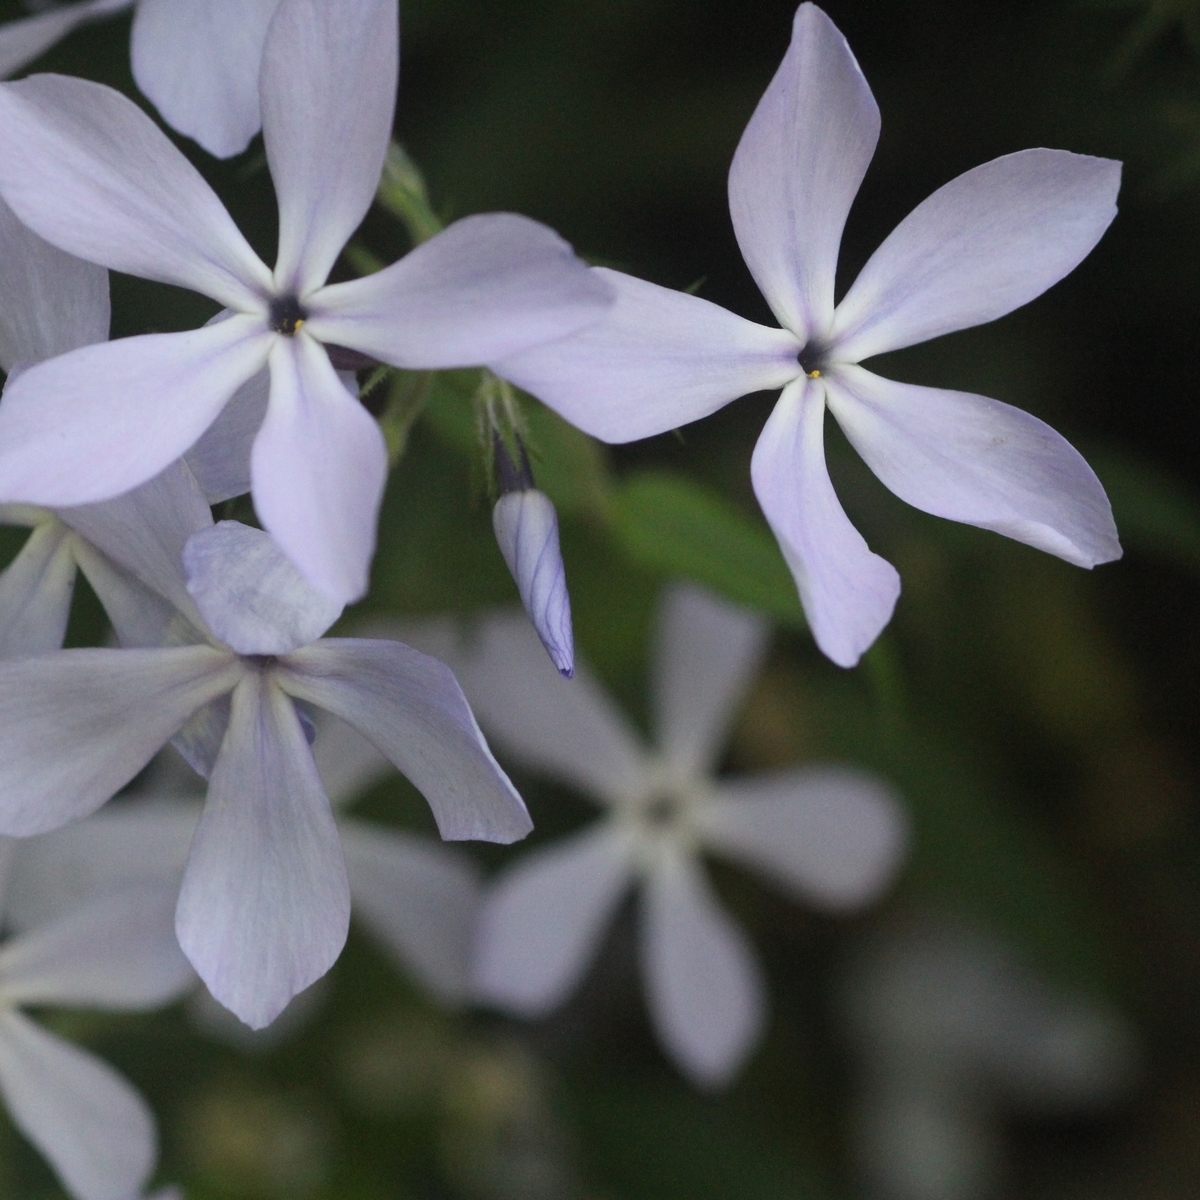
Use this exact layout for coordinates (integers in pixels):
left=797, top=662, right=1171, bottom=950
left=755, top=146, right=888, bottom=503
left=0, top=840, right=192, bottom=1200
left=0, top=507, right=528, bottom=1029
left=0, top=0, right=612, bottom=602
left=0, top=0, right=278, bottom=159
left=495, top=2, right=1122, bottom=667
left=459, top=586, right=907, bottom=1087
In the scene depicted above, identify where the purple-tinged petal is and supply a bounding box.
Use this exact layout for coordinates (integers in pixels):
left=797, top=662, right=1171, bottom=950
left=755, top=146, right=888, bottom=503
left=0, top=0, right=131, bottom=79
left=494, top=267, right=800, bottom=442
left=278, top=639, right=532, bottom=843
left=0, top=519, right=76, bottom=657
left=307, top=214, right=616, bottom=369
left=728, top=2, right=879, bottom=343
left=176, top=671, right=348, bottom=1028
left=0, top=645, right=239, bottom=835
left=751, top=378, right=899, bottom=667
left=341, top=818, right=481, bottom=1005
left=825, top=365, right=1122, bottom=566
left=697, top=766, right=907, bottom=910
left=131, top=0, right=279, bottom=159
left=253, top=334, right=386, bottom=603
left=169, top=696, right=231, bottom=781
left=72, top=541, right=183, bottom=651
left=312, top=711, right=392, bottom=810
left=493, top=489, right=574, bottom=676
left=0, top=1009, right=154, bottom=1200
left=263, top=0, right=397, bottom=294
left=454, top=610, right=649, bottom=805
left=184, top=366, right=269, bottom=504
left=0, top=74, right=273, bottom=309
left=0, top=885, right=193, bottom=1009
left=0, top=317, right=272, bottom=507
left=0, top=192, right=108, bottom=371
left=653, top=583, right=769, bottom=780
left=473, top=823, right=637, bottom=1014
left=830, top=150, right=1122, bottom=362
left=184, top=521, right=343, bottom=655
left=640, top=845, right=766, bottom=1087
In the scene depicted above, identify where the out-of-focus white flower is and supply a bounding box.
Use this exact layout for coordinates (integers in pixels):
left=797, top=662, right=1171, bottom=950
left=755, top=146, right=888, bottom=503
left=460, top=585, right=907, bottom=1087
left=0, top=0, right=612, bottom=603
left=496, top=2, right=1122, bottom=667
left=837, top=916, right=1138, bottom=1200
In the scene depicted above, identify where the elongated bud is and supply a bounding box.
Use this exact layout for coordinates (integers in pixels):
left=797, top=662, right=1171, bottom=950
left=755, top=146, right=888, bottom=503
left=492, top=436, right=574, bottom=677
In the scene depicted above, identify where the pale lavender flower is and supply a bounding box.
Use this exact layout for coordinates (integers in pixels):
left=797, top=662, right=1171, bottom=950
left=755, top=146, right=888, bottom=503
left=0, top=515, right=528, bottom=1028
left=461, top=586, right=907, bottom=1087
left=0, top=839, right=192, bottom=1200
left=496, top=3, right=1122, bottom=667
left=0, top=0, right=612, bottom=602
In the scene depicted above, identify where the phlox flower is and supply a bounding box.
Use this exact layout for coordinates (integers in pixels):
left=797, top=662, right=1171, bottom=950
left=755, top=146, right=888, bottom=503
left=459, top=586, right=907, bottom=1086
left=0, top=494, right=529, bottom=1029
left=496, top=2, right=1122, bottom=666
left=0, top=0, right=612, bottom=602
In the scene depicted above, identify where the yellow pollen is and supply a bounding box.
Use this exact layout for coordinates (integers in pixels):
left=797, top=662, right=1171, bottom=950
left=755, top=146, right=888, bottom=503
left=807, top=368, right=822, bottom=378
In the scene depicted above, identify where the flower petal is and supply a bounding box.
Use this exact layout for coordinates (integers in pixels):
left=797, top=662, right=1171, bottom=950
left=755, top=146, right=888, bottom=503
left=454, top=609, right=649, bottom=805
left=184, top=366, right=269, bottom=503
left=311, top=711, right=392, bottom=809
left=0, top=192, right=108, bottom=372
left=307, top=214, right=618, bottom=369
left=0, top=1009, right=154, bottom=1200
left=0, top=317, right=272, bottom=507
left=184, top=521, right=344, bottom=655
left=277, top=638, right=532, bottom=843
left=0, top=645, right=239, bottom=835
left=825, top=366, right=1122, bottom=567
left=653, top=583, right=769, bottom=780
left=728, top=3, right=879, bottom=343
left=493, top=267, right=800, bottom=442
left=473, top=823, right=637, bottom=1014
left=340, top=818, right=481, bottom=1005
left=0, top=885, right=193, bottom=1009
left=751, top=378, right=899, bottom=667
left=830, top=149, right=1122, bottom=362
left=696, top=766, right=907, bottom=910
left=0, top=74, right=274, bottom=309
left=0, top=0, right=131, bottom=80
left=130, top=0, right=279, bottom=159
left=263, top=0, right=396, bottom=293
left=175, top=671, right=349, bottom=1029
left=252, top=334, right=386, bottom=603
left=71, top=540, right=183, bottom=651
left=640, top=845, right=766, bottom=1087
left=0, top=518, right=77, bottom=657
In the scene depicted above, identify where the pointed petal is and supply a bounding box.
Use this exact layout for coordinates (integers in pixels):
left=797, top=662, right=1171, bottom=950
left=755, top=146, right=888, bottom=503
left=697, top=766, right=907, bottom=910
left=653, top=583, right=769, bottom=780
left=640, top=845, right=766, bottom=1087
left=252, top=334, right=386, bottom=603
left=493, top=489, right=574, bottom=676
left=494, top=267, right=800, bottom=442
left=263, top=0, right=397, bottom=293
left=0, top=192, right=108, bottom=372
left=831, top=150, right=1122, bottom=361
left=0, top=519, right=76, bottom=657
left=176, top=671, right=349, bottom=1029
left=307, top=214, right=619, bottom=369
left=312, top=711, right=392, bottom=809
left=825, top=366, right=1122, bottom=567
left=184, top=521, right=343, bottom=655
left=0, top=318, right=272, bottom=507
left=0, top=1010, right=154, bottom=1200
left=60, top=458, right=215, bottom=629
left=0, top=885, right=193, bottom=1009
left=454, top=609, right=649, bottom=805
left=130, top=0, right=278, bottom=159
left=728, top=3, right=879, bottom=342
left=0, top=0, right=131, bottom=79
left=473, top=824, right=637, bottom=1014
left=0, top=645, right=239, bottom=835
left=278, top=638, right=533, bottom=843
left=340, top=818, right=481, bottom=1005
left=184, top=366, right=269, bottom=503
left=751, top=378, right=899, bottom=667
left=0, top=74, right=274, bottom=309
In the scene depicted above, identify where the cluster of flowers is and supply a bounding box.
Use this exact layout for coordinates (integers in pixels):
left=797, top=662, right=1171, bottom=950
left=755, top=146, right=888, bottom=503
left=0, top=0, right=1125, bottom=1196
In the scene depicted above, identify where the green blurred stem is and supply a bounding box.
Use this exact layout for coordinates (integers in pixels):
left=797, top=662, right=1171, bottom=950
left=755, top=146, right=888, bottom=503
left=380, top=370, right=435, bottom=465
left=861, top=633, right=906, bottom=738
left=377, top=142, right=445, bottom=244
